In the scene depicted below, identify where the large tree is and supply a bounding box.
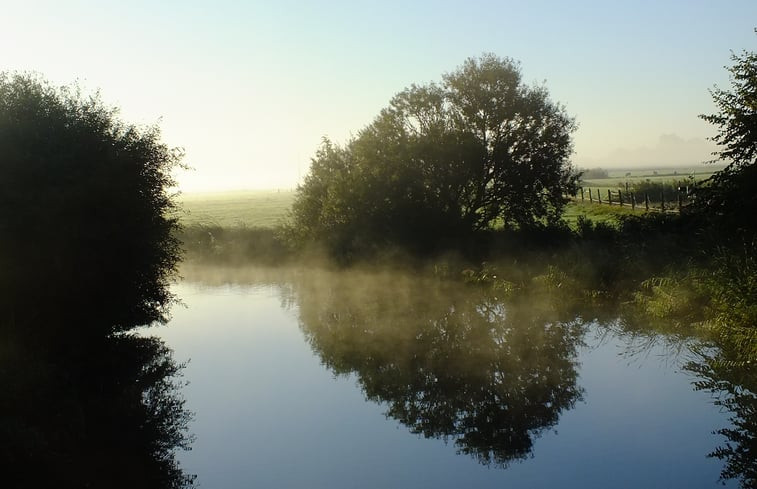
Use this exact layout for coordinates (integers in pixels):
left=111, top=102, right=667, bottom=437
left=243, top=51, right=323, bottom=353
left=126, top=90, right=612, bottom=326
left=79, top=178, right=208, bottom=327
left=290, top=54, right=578, bottom=255
left=0, top=73, right=183, bottom=341
left=694, top=38, right=757, bottom=237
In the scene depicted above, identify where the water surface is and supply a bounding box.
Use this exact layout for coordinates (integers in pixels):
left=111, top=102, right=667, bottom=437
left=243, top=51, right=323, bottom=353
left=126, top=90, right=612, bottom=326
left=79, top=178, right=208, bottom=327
left=159, top=266, right=741, bottom=488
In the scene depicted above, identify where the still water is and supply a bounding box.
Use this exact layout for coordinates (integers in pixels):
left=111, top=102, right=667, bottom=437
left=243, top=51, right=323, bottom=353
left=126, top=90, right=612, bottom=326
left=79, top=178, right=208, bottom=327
left=158, top=266, right=740, bottom=488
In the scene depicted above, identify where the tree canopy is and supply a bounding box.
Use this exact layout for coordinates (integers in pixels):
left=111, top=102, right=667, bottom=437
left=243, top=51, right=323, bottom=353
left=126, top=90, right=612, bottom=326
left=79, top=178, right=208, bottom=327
left=0, top=73, right=183, bottom=341
left=694, top=38, right=757, bottom=237
left=289, top=54, right=578, bottom=256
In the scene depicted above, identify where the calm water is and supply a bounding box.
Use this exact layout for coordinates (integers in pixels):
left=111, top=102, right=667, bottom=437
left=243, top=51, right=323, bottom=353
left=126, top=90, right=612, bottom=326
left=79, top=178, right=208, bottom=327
left=158, top=266, right=739, bottom=488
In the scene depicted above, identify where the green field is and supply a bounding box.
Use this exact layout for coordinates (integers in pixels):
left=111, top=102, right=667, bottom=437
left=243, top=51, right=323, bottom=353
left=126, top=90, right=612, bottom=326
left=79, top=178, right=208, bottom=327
left=580, top=165, right=722, bottom=196
left=176, top=163, right=724, bottom=230
left=562, top=200, right=646, bottom=228
left=175, top=166, right=725, bottom=229
left=175, top=188, right=644, bottom=231
left=176, top=190, right=296, bottom=228
left=600, top=164, right=725, bottom=179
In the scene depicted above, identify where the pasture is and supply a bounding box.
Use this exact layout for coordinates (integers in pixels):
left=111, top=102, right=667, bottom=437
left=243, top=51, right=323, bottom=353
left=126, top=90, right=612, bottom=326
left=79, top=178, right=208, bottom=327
left=174, top=167, right=724, bottom=229
left=176, top=189, right=296, bottom=228
left=580, top=165, right=722, bottom=195
left=175, top=187, right=648, bottom=232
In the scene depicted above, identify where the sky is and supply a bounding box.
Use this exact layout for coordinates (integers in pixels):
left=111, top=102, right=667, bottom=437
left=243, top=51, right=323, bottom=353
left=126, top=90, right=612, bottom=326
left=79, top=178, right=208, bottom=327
left=1, top=0, right=755, bottom=192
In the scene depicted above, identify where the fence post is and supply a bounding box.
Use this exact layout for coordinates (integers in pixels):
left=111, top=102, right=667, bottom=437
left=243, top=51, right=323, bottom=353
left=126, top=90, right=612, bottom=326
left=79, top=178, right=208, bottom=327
left=678, top=193, right=683, bottom=212
left=589, top=188, right=593, bottom=203
left=660, top=192, right=665, bottom=212
left=598, top=190, right=602, bottom=204
left=631, top=193, right=636, bottom=210
left=607, top=189, right=612, bottom=205
left=645, top=193, right=649, bottom=211
left=580, top=187, right=584, bottom=201
left=618, top=190, right=623, bottom=207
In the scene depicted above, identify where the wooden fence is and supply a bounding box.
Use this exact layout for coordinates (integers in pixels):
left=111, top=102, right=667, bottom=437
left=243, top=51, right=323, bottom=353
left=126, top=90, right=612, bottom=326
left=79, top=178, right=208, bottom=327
left=576, top=186, right=690, bottom=213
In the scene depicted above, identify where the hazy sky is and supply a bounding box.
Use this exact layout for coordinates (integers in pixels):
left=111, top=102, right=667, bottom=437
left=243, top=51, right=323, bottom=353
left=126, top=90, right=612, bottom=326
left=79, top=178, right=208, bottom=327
left=2, top=1, right=755, bottom=191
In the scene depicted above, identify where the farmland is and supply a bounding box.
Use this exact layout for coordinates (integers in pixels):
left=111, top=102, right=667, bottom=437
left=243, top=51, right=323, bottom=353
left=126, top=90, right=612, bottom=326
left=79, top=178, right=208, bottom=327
left=176, top=189, right=296, bottom=228
left=579, top=165, right=724, bottom=195
left=174, top=167, right=711, bottom=231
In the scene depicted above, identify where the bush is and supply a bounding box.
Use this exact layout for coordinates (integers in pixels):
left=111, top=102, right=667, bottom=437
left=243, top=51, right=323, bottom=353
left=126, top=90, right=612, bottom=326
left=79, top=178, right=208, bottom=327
left=0, top=73, right=182, bottom=341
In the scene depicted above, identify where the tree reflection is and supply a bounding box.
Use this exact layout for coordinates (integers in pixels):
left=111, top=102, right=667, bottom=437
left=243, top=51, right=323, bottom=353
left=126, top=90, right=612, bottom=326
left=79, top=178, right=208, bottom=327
left=0, top=334, right=194, bottom=489
left=686, top=348, right=757, bottom=488
left=294, top=271, right=585, bottom=466
left=617, top=278, right=757, bottom=488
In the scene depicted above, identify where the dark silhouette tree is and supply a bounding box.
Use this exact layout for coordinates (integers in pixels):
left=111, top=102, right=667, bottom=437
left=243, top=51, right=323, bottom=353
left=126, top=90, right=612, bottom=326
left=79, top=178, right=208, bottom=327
left=289, top=54, right=579, bottom=256
left=694, top=36, right=757, bottom=238
left=0, top=73, right=183, bottom=342
left=0, top=74, right=193, bottom=486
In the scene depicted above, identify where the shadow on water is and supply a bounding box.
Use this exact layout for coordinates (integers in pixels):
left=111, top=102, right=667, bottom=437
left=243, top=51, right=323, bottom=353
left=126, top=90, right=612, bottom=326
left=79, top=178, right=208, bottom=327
left=0, top=333, right=194, bottom=489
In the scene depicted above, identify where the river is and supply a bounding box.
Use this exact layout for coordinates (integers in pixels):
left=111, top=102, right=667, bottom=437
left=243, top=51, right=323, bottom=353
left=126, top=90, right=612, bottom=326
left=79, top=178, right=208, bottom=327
left=157, top=265, right=743, bottom=488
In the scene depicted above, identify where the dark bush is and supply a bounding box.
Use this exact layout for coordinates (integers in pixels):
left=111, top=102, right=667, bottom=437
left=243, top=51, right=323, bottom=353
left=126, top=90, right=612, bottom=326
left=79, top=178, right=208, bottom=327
left=0, top=73, right=182, bottom=341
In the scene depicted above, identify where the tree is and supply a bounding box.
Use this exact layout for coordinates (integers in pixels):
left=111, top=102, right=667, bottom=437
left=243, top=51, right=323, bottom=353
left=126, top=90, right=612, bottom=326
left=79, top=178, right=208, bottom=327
left=290, top=54, right=578, bottom=255
left=694, top=37, right=757, bottom=236
left=0, top=73, right=183, bottom=341
left=579, top=167, right=609, bottom=180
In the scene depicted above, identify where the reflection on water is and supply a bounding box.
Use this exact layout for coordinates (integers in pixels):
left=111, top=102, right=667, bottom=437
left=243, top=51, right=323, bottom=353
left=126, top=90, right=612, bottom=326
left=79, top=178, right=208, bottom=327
left=0, top=334, right=194, bottom=488
left=293, top=271, right=584, bottom=466
left=172, top=265, right=754, bottom=488
left=687, top=346, right=757, bottom=486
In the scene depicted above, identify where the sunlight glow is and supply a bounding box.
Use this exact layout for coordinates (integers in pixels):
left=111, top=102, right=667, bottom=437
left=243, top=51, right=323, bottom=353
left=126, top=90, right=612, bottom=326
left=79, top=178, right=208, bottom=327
left=2, top=0, right=755, bottom=191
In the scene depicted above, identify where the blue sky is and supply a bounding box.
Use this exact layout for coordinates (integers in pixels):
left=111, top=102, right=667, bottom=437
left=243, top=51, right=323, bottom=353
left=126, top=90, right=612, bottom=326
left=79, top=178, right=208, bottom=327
left=2, top=0, right=755, bottom=191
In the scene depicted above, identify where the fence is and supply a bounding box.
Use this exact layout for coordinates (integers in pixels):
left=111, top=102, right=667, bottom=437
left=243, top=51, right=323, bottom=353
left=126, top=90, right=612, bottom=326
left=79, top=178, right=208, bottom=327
left=576, top=186, right=691, bottom=213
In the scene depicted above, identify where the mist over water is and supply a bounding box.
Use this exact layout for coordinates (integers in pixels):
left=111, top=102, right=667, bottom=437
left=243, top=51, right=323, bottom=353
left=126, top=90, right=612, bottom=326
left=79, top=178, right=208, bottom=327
left=163, top=264, right=743, bottom=488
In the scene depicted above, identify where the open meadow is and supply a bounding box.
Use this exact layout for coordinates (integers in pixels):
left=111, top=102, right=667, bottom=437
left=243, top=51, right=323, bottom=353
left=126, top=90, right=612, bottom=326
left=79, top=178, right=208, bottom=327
left=176, top=189, right=296, bottom=228
left=175, top=178, right=683, bottom=232
left=580, top=165, right=723, bottom=196
left=174, top=166, right=722, bottom=230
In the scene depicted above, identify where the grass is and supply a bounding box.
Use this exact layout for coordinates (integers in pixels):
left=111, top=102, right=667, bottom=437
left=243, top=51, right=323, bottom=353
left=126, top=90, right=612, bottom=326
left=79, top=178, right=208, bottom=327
left=580, top=167, right=720, bottom=195
left=175, top=190, right=295, bottom=228
left=583, top=173, right=713, bottom=191
left=562, top=201, right=646, bottom=229
left=174, top=188, right=648, bottom=232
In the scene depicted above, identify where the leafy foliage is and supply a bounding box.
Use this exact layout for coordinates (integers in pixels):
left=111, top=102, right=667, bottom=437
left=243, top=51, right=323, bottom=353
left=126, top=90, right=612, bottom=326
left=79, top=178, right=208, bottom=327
left=290, top=54, right=579, bottom=256
left=0, top=73, right=183, bottom=340
left=701, top=39, right=757, bottom=170
left=579, top=167, right=609, bottom=179
left=628, top=177, right=694, bottom=204
left=694, top=38, right=757, bottom=238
